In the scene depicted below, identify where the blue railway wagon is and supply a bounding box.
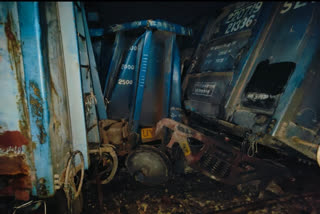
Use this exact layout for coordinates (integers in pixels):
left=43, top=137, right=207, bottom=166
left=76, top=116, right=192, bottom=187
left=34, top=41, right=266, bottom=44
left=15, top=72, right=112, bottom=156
left=0, top=2, right=91, bottom=205
left=184, top=2, right=320, bottom=166
left=91, top=20, right=192, bottom=148
left=183, top=2, right=273, bottom=119
left=226, top=2, right=320, bottom=164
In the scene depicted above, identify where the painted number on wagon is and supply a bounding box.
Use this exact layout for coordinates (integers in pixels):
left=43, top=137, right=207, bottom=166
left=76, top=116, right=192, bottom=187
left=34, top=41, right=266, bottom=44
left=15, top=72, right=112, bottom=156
left=225, top=15, right=255, bottom=34
left=121, top=64, right=135, bottom=70
left=118, top=79, right=133, bottom=85
left=224, top=2, right=263, bottom=35
left=280, top=2, right=316, bottom=14
left=129, top=46, right=138, bottom=51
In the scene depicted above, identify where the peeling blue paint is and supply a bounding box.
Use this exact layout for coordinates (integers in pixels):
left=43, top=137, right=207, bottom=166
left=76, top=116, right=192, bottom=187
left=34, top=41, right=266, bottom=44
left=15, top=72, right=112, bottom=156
left=18, top=2, right=54, bottom=196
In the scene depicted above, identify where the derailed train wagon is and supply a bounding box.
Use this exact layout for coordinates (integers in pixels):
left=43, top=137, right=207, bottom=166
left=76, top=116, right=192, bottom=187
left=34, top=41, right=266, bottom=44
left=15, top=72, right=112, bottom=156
left=0, top=1, right=194, bottom=211
left=226, top=1, right=320, bottom=164
left=91, top=20, right=192, bottom=147
left=2, top=0, right=320, bottom=212
left=0, top=2, right=107, bottom=212
left=88, top=20, right=193, bottom=185
left=158, top=1, right=320, bottom=185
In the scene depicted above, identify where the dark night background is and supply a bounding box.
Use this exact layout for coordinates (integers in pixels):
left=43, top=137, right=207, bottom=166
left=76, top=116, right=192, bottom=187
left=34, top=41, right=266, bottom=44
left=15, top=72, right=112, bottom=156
left=84, top=1, right=232, bottom=28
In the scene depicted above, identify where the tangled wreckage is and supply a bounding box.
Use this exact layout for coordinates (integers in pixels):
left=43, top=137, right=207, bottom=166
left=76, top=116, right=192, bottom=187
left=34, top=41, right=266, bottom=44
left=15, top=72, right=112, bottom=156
left=1, top=1, right=320, bottom=213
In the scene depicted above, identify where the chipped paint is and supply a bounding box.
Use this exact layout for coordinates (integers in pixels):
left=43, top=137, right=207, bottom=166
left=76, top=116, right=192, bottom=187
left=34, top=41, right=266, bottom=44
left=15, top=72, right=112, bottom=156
left=5, top=12, right=31, bottom=142
left=5, top=12, right=20, bottom=70
left=29, top=82, right=47, bottom=144
left=17, top=2, right=54, bottom=197
left=0, top=2, right=90, bottom=200
left=1, top=4, right=34, bottom=201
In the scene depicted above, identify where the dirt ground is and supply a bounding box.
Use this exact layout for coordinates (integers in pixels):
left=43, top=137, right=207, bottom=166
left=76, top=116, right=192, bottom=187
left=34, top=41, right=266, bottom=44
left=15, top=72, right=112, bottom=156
left=82, top=160, right=320, bottom=214
left=2, top=159, right=320, bottom=214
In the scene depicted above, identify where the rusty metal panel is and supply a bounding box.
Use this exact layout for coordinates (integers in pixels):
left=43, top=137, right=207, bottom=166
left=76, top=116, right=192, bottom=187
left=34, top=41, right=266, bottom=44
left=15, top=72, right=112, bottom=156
left=17, top=2, right=56, bottom=197
left=1, top=2, right=94, bottom=200
left=39, top=2, right=73, bottom=187
left=0, top=2, right=33, bottom=201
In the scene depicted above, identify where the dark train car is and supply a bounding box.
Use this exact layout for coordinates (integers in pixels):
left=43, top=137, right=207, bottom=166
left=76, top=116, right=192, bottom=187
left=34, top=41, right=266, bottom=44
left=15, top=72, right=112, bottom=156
left=178, top=1, right=320, bottom=169
left=183, top=2, right=272, bottom=120
left=226, top=2, right=320, bottom=164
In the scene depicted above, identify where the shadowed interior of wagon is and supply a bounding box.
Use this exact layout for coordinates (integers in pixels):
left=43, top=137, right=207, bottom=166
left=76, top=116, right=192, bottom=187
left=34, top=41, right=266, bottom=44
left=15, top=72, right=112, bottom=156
left=243, top=60, right=296, bottom=109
